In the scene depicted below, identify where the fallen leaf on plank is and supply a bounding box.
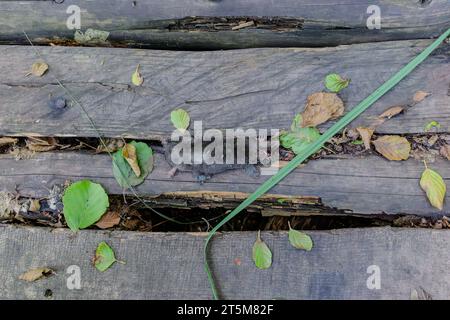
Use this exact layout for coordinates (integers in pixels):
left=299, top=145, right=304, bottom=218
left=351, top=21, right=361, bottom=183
left=301, top=92, right=344, bottom=127
left=413, top=91, right=431, bottom=103
left=372, top=135, right=411, bottom=161
left=131, top=64, right=144, bottom=86
left=420, top=165, right=446, bottom=210
left=30, top=62, right=49, bottom=77
left=19, top=267, right=54, bottom=282
left=378, top=105, right=405, bottom=119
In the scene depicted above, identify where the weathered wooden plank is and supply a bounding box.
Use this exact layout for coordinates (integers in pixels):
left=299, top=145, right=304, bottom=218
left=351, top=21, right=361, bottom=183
left=0, top=225, right=448, bottom=299
left=1, top=40, right=449, bottom=138
left=1, top=151, right=448, bottom=216
left=1, top=0, right=449, bottom=49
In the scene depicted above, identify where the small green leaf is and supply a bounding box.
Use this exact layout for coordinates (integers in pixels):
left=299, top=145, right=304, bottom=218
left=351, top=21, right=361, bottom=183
left=350, top=139, right=364, bottom=145
left=171, top=108, right=190, bottom=131
left=290, top=114, right=303, bottom=131
left=424, top=121, right=441, bottom=132
left=325, top=73, right=351, bottom=93
left=63, top=180, right=109, bottom=232
left=131, top=64, right=144, bottom=86
left=288, top=222, right=313, bottom=251
left=94, top=242, right=123, bottom=272
left=420, top=165, right=446, bottom=210
left=252, top=231, right=272, bottom=270
left=280, top=126, right=321, bottom=155
left=112, top=141, right=154, bottom=188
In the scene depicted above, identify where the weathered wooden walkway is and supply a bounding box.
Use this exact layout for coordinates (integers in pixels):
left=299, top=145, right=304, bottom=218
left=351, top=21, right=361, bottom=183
left=0, top=0, right=449, bottom=300
left=1, top=225, right=448, bottom=300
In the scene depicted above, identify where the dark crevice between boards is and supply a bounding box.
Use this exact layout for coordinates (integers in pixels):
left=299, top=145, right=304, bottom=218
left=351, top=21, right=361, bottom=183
left=2, top=16, right=448, bottom=50
left=1, top=132, right=449, bottom=162
left=1, top=190, right=449, bottom=233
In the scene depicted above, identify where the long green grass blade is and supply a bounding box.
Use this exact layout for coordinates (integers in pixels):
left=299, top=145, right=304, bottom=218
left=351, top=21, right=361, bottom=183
left=204, top=28, right=450, bottom=299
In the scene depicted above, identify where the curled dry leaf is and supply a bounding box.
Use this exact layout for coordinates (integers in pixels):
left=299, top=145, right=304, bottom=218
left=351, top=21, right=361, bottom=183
left=378, top=106, right=405, bottom=119
left=19, top=267, right=54, bottom=282
left=26, top=137, right=58, bottom=152
left=413, top=91, right=431, bottom=103
left=122, top=143, right=141, bottom=177
left=30, top=62, right=49, bottom=77
left=301, top=92, right=344, bottom=127
left=440, top=144, right=450, bottom=160
left=420, top=165, right=446, bottom=210
left=372, top=135, right=411, bottom=161
left=356, top=127, right=374, bottom=150
left=95, top=210, right=121, bottom=229
left=0, top=137, right=18, bottom=147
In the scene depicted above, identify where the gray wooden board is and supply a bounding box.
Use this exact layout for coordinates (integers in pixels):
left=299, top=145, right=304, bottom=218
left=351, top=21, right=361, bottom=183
left=1, top=151, right=449, bottom=216
left=0, top=224, right=449, bottom=299
left=1, top=40, right=450, bottom=138
left=1, top=0, right=449, bottom=49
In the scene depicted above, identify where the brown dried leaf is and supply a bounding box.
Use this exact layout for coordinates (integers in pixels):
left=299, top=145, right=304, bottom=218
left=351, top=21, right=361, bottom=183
left=95, top=210, right=121, bottom=229
left=122, top=143, right=141, bottom=177
left=356, top=127, right=374, bottom=150
left=19, top=267, right=53, bottom=282
left=413, top=91, right=431, bottom=103
left=440, top=145, right=450, bottom=160
left=31, top=62, right=49, bottom=77
left=26, top=137, right=58, bottom=152
left=378, top=106, right=404, bottom=119
left=0, top=137, right=18, bottom=147
left=372, top=135, right=411, bottom=161
left=301, top=92, right=344, bottom=127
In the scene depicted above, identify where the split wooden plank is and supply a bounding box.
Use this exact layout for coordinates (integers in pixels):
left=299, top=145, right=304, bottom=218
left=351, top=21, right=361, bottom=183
left=0, top=40, right=449, bottom=139
left=1, top=0, right=449, bottom=49
left=1, top=151, right=448, bottom=216
left=1, top=225, right=448, bottom=299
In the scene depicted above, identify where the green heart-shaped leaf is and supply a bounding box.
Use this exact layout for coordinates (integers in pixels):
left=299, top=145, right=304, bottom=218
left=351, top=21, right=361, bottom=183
left=112, top=141, right=154, bottom=188
left=280, top=126, right=321, bottom=155
left=288, top=222, right=313, bottom=251
left=252, top=231, right=272, bottom=270
left=94, top=242, right=118, bottom=272
left=420, top=166, right=446, bottom=210
left=171, top=108, right=190, bottom=131
left=325, top=73, right=350, bottom=93
left=63, top=180, right=109, bottom=232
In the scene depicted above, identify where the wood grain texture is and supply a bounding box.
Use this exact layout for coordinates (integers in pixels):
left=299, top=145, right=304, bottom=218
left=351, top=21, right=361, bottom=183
left=1, top=0, right=449, bottom=49
left=0, top=225, right=448, bottom=299
left=1, top=40, right=450, bottom=139
left=1, top=151, right=449, bottom=216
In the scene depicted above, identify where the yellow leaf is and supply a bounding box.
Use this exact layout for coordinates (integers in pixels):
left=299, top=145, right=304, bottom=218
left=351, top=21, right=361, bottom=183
left=122, top=143, right=141, bottom=177
left=31, top=62, right=49, bottom=77
left=372, top=135, right=411, bottom=161
left=420, top=166, right=446, bottom=210
left=19, top=267, right=53, bottom=282
left=131, top=64, right=144, bottom=86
